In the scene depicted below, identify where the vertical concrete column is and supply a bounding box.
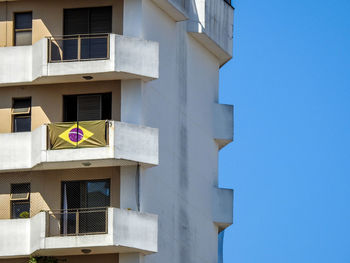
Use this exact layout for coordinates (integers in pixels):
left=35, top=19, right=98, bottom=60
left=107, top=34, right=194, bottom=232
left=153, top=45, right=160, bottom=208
left=119, top=166, right=138, bottom=211
left=121, top=0, right=145, bottom=227
left=119, top=253, right=144, bottom=263
left=123, top=0, right=143, bottom=38
left=120, top=79, right=144, bottom=125
left=120, top=0, right=145, bottom=214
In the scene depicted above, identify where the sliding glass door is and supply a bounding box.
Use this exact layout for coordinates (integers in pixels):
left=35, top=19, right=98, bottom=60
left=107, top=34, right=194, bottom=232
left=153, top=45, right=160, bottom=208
left=61, top=179, right=110, bottom=235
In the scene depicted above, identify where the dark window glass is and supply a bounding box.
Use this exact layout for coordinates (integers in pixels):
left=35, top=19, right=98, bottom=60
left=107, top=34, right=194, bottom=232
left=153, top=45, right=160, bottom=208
left=62, top=180, right=110, bottom=209
left=87, top=181, right=110, bottom=208
left=63, top=93, right=111, bottom=122
left=12, top=98, right=31, bottom=132
left=11, top=183, right=30, bottom=194
left=11, top=183, right=30, bottom=219
left=63, top=95, right=77, bottom=122
left=61, top=180, right=110, bottom=234
left=63, top=7, right=111, bottom=60
left=101, top=93, right=112, bottom=120
left=81, top=37, right=108, bottom=60
left=15, top=12, right=32, bottom=29
left=14, top=12, right=32, bottom=46
left=14, top=116, right=31, bottom=132
left=63, top=7, right=112, bottom=35
left=89, top=7, right=112, bottom=34
left=12, top=202, right=30, bottom=219
left=64, top=8, right=90, bottom=35
left=13, top=98, right=31, bottom=113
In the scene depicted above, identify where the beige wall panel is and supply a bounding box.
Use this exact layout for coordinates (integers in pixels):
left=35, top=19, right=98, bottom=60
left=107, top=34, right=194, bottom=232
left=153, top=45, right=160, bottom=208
left=0, top=167, right=120, bottom=219
left=0, top=80, right=121, bottom=133
left=0, top=2, right=5, bottom=47
left=0, top=0, right=123, bottom=47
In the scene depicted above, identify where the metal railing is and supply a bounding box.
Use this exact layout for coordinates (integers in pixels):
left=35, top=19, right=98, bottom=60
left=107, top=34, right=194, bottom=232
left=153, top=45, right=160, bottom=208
left=48, top=34, right=110, bottom=63
left=46, top=207, right=108, bottom=237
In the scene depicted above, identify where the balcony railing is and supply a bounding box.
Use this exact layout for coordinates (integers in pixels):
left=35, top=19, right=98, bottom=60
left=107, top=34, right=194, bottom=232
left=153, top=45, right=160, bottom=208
left=48, top=34, right=110, bottom=63
left=46, top=207, right=108, bottom=237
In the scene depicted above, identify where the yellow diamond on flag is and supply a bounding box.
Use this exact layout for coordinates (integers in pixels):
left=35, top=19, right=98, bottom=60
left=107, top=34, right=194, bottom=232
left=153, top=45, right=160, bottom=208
left=59, top=124, right=94, bottom=146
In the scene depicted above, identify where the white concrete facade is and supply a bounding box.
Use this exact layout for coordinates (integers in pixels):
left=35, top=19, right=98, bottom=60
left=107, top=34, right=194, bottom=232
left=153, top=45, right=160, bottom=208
left=0, top=0, right=234, bottom=262
left=0, top=208, right=158, bottom=258
left=0, top=121, right=159, bottom=172
left=116, top=1, right=235, bottom=263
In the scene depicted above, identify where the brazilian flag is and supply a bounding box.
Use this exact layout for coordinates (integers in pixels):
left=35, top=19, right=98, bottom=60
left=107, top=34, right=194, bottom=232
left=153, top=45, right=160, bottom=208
left=48, top=120, right=107, bottom=150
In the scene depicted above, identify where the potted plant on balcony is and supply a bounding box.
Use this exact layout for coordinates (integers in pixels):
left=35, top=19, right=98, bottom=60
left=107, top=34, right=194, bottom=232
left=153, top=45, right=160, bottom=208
left=19, top=211, right=30, bottom=218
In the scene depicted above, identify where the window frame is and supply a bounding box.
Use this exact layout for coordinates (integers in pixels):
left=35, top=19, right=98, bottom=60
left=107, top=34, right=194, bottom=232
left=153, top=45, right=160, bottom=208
left=11, top=183, right=31, bottom=219
left=14, top=11, right=33, bottom=46
left=12, top=97, right=32, bottom=133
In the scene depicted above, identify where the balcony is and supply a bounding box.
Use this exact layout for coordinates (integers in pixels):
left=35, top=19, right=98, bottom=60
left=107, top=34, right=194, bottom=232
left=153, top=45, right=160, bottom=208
left=0, top=121, right=159, bottom=172
left=0, top=34, right=159, bottom=86
left=48, top=34, right=110, bottom=63
left=187, top=0, right=234, bottom=66
left=213, top=103, right=234, bottom=149
left=0, top=207, right=158, bottom=258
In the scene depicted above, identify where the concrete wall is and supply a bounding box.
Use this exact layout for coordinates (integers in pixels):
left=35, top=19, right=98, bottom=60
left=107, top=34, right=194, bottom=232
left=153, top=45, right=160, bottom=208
left=0, top=0, right=123, bottom=47
left=0, top=167, right=120, bottom=219
left=0, top=80, right=121, bottom=133
left=118, top=1, right=233, bottom=263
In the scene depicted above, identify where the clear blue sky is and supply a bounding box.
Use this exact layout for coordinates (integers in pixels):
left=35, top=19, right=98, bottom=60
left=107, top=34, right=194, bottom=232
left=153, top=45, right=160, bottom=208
left=219, top=0, right=350, bottom=262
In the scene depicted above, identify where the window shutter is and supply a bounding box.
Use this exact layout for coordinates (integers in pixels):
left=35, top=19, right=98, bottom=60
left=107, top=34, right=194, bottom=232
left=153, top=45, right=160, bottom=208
left=90, top=7, right=112, bottom=34
left=64, top=8, right=89, bottom=35
left=77, top=95, right=102, bottom=121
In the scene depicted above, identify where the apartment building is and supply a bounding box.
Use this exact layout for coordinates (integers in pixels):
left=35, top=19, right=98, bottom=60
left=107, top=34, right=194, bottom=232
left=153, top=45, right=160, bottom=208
left=0, top=1, right=234, bottom=263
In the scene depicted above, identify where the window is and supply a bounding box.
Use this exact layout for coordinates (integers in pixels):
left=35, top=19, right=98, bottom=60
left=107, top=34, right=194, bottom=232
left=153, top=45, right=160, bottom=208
left=63, top=93, right=111, bottom=122
left=11, top=183, right=30, bottom=219
left=63, top=7, right=112, bottom=36
left=12, top=98, right=31, bottom=132
left=62, top=7, right=112, bottom=60
left=14, top=12, right=32, bottom=46
left=62, top=180, right=110, bottom=234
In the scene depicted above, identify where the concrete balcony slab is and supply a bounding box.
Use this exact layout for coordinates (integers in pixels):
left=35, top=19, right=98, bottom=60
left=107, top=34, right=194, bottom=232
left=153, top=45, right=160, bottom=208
left=187, top=0, right=234, bottom=66
left=0, top=208, right=158, bottom=258
left=212, top=187, right=233, bottom=230
left=0, top=121, right=159, bottom=173
left=213, top=103, right=234, bottom=149
left=0, top=34, right=159, bottom=87
left=151, top=0, right=188, bottom=21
